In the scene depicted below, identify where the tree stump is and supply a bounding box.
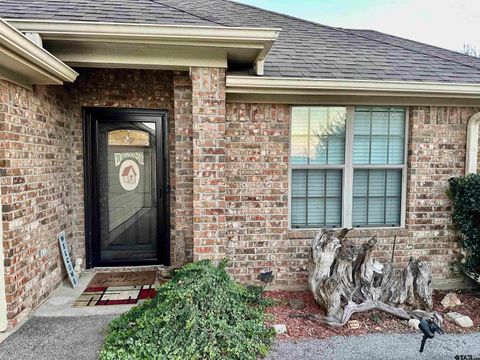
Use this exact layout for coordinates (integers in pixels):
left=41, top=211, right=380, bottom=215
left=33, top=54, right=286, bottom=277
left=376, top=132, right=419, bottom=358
left=308, top=228, right=441, bottom=326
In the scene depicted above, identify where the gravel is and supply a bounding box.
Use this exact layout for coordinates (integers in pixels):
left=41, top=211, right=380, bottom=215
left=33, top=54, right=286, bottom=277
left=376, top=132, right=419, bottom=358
left=0, top=315, right=116, bottom=360
left=267, top=333, right=480, bottom=360
left=2, top=315, right=479, bottom=360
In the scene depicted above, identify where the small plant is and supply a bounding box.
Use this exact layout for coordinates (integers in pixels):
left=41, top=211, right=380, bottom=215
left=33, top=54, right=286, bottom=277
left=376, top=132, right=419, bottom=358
left=370, top=313, right=381, bottom=325
left=100, top=260, right=275, bottom=360
left=448, top=174, right=480, bottom=277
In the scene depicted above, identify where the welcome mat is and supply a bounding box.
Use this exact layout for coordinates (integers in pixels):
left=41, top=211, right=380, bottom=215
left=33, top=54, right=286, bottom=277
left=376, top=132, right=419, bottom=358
left=73, top=271, right=158, bottom=307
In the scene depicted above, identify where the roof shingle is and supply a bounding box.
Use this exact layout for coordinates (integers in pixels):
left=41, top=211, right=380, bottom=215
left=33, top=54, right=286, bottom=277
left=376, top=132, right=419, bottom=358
left=2, top=0, right=480, bottom=83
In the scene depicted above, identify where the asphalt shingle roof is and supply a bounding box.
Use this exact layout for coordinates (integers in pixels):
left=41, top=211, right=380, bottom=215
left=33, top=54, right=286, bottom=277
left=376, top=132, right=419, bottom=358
left=2, top=0, right=480, bottom=83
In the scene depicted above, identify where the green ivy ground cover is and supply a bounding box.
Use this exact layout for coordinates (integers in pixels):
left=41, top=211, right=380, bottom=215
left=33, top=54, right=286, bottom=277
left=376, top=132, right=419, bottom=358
left=100, top=260, right=275, bottom=360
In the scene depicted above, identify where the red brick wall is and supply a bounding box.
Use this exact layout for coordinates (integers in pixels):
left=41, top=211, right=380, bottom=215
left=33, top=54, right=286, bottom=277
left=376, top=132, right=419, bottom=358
left=224, top=104, right=479, bottom=289
left=0, top=68, right=192, bottom=328
left=0, top=81, right=82, bottom=327
left=173, top=72, right=194, bottom=264
left=191, top=67, right=227, bottom=261
left=2, top=66, right=478, bottom=328
left=225, top=104, right=292, bottom=286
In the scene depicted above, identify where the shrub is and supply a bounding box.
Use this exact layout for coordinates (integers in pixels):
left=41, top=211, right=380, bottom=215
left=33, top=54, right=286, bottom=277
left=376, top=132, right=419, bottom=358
left=448, top=174, right=480, bottom=276
left=100, top=260, right=275, bottom=360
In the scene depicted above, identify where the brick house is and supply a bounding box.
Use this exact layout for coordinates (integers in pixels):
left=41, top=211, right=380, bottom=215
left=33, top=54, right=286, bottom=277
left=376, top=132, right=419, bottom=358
left=0, top=0, right=479, bottom=330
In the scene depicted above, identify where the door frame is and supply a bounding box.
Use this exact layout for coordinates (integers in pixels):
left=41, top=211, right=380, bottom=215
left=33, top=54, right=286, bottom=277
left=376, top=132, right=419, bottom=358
left=83, top=107, right=170, bottom=268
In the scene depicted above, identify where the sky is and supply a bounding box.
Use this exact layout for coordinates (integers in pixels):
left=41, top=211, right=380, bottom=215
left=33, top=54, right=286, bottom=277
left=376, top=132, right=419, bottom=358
left=235, top=0, right=480, bottom=53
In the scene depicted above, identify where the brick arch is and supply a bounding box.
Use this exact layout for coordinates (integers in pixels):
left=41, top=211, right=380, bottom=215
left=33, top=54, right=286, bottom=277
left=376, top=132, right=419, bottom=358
left=466, top=112, right=480, bottom=174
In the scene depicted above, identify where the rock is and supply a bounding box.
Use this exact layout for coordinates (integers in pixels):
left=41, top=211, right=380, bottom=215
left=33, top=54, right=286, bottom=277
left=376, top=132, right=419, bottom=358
left=289, top=298, right=305, bottom=310
left=446, top=312, right=474, bottom=328
left=408, top=319, right=420, bottom=330
left=441, top=293, right=462, bottom=309
left=348, top=320, right=360, bottom=330
left=273, top=324, right=287, bottom=334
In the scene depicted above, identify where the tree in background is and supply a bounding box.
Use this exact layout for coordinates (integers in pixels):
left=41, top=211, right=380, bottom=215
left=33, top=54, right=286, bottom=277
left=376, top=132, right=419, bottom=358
left=462, top=43, right=479, bottom=57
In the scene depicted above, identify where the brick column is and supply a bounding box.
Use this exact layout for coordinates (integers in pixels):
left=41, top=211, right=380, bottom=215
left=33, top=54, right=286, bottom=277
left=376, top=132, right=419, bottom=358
left=173, top=72, right=194, bottom=265
left=191, top=67, right=226, bottom=261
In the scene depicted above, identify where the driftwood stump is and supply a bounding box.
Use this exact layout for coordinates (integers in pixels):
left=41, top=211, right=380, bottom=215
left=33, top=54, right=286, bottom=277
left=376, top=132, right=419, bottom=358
left=308, top=228, right=441, bottom=326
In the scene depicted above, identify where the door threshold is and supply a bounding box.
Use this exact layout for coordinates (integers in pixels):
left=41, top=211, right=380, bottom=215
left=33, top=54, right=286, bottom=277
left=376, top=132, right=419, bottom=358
left=88, top=264, right=174, bottom=278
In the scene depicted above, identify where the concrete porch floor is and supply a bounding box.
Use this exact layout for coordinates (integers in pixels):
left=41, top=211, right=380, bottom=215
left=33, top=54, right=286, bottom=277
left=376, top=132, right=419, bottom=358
left=34, top=271, right=140, bottom=318
left=0, top=269, right=151, bottom=346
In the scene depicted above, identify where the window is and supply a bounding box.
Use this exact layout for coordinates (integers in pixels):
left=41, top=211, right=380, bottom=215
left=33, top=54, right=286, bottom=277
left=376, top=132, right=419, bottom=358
left=290, top=106, right=407, bottom=229
left=290, top=107, right=346, bottom=228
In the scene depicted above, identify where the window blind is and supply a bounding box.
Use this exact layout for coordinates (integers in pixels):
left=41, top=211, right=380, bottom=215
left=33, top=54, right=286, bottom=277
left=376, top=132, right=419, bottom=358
left=291, top=169, right=343, bottom=228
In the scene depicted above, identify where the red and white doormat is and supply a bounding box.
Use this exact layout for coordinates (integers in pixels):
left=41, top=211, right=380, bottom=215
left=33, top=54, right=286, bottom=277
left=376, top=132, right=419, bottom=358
left=73, top=271, right=159, bottom=307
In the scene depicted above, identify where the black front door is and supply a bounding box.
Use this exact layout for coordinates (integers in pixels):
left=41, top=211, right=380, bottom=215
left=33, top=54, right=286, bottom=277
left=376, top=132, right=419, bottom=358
left=84, top=108, right=169, bottom=267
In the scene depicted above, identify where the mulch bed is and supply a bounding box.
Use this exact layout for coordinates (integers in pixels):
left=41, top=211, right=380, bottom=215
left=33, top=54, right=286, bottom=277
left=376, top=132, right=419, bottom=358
left=264, top=290, right=480, bottom=340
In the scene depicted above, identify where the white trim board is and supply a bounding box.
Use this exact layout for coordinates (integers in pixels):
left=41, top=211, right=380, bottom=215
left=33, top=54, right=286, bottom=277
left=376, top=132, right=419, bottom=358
left=7, top=19, right=280, bottom=76
left=0, top=18, right=77, bottom=88
left=466, top=113, right=480, bottom=174
left=226, top=75, right=480, bottom=100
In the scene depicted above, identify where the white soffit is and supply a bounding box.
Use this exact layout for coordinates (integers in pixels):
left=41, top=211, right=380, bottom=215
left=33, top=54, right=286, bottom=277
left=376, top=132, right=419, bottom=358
left=0, top=19, right=78, bottom=88
left=8, top=20, right=280, bottom=74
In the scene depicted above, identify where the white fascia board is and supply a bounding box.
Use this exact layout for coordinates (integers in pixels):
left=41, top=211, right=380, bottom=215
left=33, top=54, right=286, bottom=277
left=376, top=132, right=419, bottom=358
left=0, top=19, right=78, bottom=85
left=226, top=75, right=480, bottom=98
left=7, top=19, right=280, bottom=48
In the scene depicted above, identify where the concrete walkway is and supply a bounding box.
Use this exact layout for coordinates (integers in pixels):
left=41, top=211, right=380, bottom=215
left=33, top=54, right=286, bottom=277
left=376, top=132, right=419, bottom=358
left=0, top=315, right=115, bottom=360
left=0, top=271, right=137, bottom=359
left=1, top=320, right=479, bottom=360
left=267, top=333, right=480, bottom=360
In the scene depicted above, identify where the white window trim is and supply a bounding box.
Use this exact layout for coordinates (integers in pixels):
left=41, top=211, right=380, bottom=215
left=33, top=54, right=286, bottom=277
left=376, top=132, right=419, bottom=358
left=466, top=112, right=480, bottom=174
left=288, top=106, right=409, bottom=230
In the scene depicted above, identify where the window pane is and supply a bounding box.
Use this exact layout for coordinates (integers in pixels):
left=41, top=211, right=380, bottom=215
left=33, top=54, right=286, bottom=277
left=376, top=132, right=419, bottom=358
left=291, top=198, right=306, bottom=227
left=291, top=169, right=342, bottom=228
left=310, top=136, right=328, bottom=164
left=308, top=198, right=324, bottom=227
left=368, top=170, right=385, bottom=196
left=353, top=170, right=368, bottom=196
left=353, top=107, right=406, bottom=165
left=291, top=106, right=346, bottom=165
left=291, top=107, right=309, bottom=136
left=326, top=170, right=342, bottom=197
left=386, top=170, right=402, bottom=196
left=352, top=197, right=367, bottom=225
left=389, top=110, right=405, bottom=136
left=353, top=169, right=402, bottom=227
left=354, top=111, right=371, bottom=135
left=368, top=197, right=385, bottom=225
left=308, top=170, right=325, bottom=197
left=385, top=197, right=401, bottom=224
left=353, top=135, right=370, bottom=164
left=328, top=136, right=346, bottom=164
left=325, top=198, right=342, bottom=226
left=370, top=136, right=388, bottom=164
left=291, top=136, right=309, bottom=164
left=388, top=137, right=404, bottom=164
left=291, top=170, right=307, bottom=197
left=372, top=111, right=389, bottom=135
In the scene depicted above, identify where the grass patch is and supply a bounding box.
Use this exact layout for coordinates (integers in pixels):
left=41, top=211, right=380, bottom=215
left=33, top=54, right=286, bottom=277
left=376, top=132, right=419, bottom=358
left=100, top=260, right=275, bottom=360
